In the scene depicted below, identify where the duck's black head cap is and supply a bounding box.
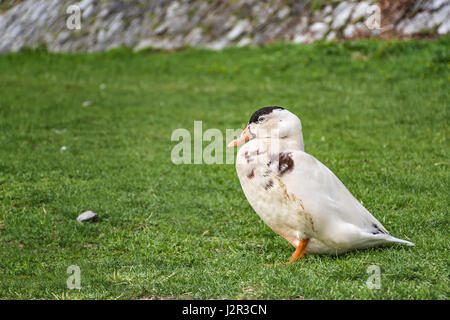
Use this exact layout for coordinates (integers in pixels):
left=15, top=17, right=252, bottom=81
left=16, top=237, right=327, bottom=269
left=248, top=106, right=284, bottom=124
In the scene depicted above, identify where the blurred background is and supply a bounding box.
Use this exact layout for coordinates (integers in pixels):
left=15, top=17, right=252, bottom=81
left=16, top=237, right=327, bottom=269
left=0, top=0, right=449, bottom=53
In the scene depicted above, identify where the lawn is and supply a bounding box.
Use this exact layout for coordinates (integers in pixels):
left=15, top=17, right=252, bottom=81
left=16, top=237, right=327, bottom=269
left=0, top=38, right=448, bottom=299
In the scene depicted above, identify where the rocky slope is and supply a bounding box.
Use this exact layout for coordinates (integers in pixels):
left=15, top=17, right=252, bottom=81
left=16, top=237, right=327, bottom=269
left=0, top=0, right=449, bottom=53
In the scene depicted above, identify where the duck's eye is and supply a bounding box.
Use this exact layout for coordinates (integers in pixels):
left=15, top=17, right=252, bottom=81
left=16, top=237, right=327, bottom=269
left=258, top=117, right=265, bottom=123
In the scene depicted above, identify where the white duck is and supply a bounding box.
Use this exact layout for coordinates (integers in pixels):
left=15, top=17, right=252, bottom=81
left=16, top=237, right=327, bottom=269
left=228, top=107, right=414, bottom=263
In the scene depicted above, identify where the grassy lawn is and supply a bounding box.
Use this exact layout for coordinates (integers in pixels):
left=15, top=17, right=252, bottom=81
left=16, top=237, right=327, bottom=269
left=0, top=38, right=448, bottom=300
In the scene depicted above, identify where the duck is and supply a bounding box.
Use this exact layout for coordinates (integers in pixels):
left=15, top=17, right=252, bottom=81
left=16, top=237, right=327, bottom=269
left=228, top=106, right=414, bottom=264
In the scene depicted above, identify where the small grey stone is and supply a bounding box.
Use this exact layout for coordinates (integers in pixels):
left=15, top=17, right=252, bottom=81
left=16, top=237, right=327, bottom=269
left=77, top=211, right=98, bottom=223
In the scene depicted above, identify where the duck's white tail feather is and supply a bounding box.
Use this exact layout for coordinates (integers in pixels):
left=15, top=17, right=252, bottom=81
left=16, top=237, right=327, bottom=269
left=354, top=233, right=415, bottom=250
left=382, top=235, right=415, bottom=246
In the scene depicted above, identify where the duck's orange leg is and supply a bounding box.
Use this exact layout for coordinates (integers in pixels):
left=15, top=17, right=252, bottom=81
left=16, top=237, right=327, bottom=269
left=286, top=239, right=309, bottom=264
left=266, top=238, right=309, bottom=267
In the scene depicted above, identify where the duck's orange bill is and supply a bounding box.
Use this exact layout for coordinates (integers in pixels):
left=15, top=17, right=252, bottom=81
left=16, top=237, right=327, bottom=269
left=227, top=125, right=253, bottom=148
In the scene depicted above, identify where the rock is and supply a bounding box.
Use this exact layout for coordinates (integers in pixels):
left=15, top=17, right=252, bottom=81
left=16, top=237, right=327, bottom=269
left=227, top=20, right=252, bottom=41
left=431, top=4, right=450, bottom=27
left=324, top=15, right=332, bottom=24
left=313, top=4, right=332, bottom=21
left=293, top=33, right=311, bottom=43
left=326, top=31, right=336, bottom=41
left=351, top=1, right=370, bottom=22
left=252, top=2, right=277, bottom=24
left=421, top=0, right=448, bottom=11
left=205, top=39, right=229, bottom=51
left=355, top=22, right=369, bottom=35
left=0, top=0, right=447, bottom=53
left=97, top=29, right=106, bottom=43
left=310, top=22, right=329, bottom=40
left=76, top=211, right=99, bottom=223
left=438, top=19, right=450, bottom=34
left=277, top=6, right=290, bottom=20
left=323, top=5, right=333, bottom=16
left=343, top=24, right=356, bottom=38
left=82, top=4, right=95, bottom=20
left=134, top=38, right=157, bottom=51
left=263, top=21, right=287, bottom=40
left=237, top=37, right=252, bottom=47
left=184, top=27, right=203, bottom=46
left=77, top=0, right=95, bottom=11
left=332, top=2, right=355, bottom=29
left=398, top=12, right=432, bottom=34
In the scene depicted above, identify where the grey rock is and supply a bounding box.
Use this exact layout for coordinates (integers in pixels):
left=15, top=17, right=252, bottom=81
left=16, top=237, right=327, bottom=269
left=277, top=6, right=290, bottom=20
left=97, top=29, right=106, bottom=44
left=332, top=2, right=355, bottom=29
left=185, top=27, right=203, bottom=46
left=313, top=5, right=332, bottom=22
left=227, top=20, right=251, bottom=41
left=293, top=32, right=311, bottom=43
left=421, top=0, right=448, bottom=10
left=437, top=19, right=450, bottom=34
left=398, top=11, right=432, bottom=34
left=82, top=4, right=95, bottom=20
left=237, top=36, right=252, bottom=47
left=310, top=22, right=329, bottom=40
left=292, top=16, right=310, bottom=43
left=351, top=1, right=370, bottom=22
left=77, top=0, right=95, bottom=11
left=323, top=5, right=333, bottom=16
left=0, top=0, right=447, bottom=53
left=343, top=24, right=356, bottom=38
left=252, top=2, right=277, bottom=24
left=431, top=4, right=450, bottom=26
left=205, top=38, right=229, bottom=50
left=326, top=30, right=336, bottom=41
left=77, top=211, right=99, bottom=223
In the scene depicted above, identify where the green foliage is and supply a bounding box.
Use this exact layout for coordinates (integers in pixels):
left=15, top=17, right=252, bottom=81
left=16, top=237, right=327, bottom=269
left=0, top=38, right=449, bottom=299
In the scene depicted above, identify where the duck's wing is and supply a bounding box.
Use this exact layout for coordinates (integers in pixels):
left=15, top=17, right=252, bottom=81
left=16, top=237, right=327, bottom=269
left=277, top=151, right=413, bottom=247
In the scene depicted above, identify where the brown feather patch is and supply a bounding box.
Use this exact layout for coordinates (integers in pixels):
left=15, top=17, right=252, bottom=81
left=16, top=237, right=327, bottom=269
left=278, top=152, right=294, bottom=176
left=264, top=179, right=274, bottom=190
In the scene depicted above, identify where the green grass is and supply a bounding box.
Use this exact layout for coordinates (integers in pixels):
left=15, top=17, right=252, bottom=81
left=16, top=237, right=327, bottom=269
left=0, top=38, right=449, bottom=300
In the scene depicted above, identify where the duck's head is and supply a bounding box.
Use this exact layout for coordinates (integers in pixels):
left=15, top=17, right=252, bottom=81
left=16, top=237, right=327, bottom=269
left=228, top=106, right=304, bottom=150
